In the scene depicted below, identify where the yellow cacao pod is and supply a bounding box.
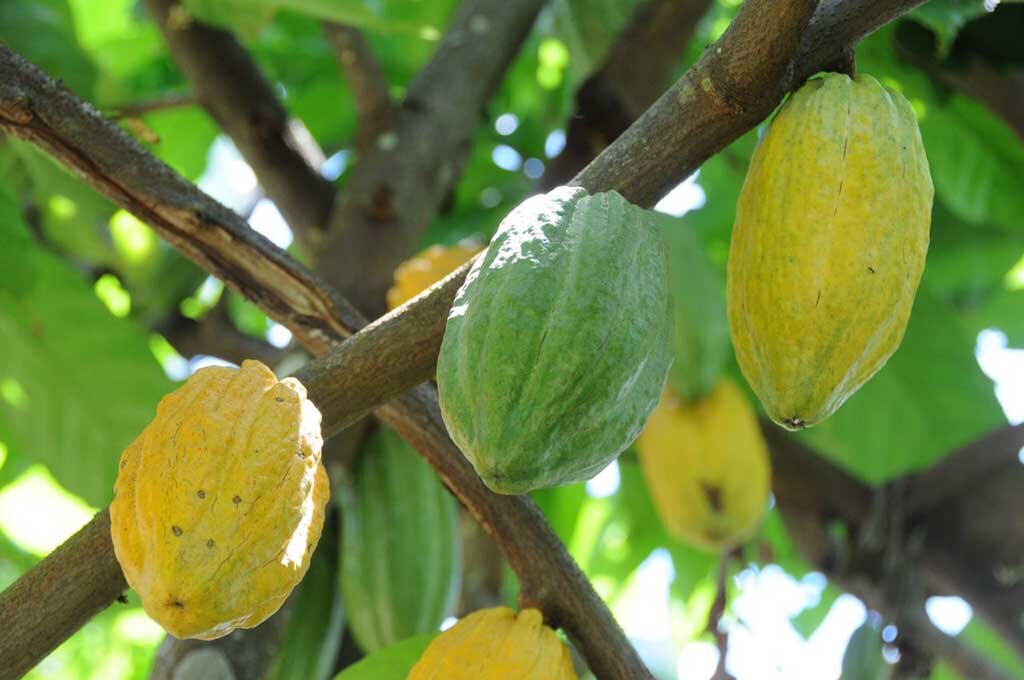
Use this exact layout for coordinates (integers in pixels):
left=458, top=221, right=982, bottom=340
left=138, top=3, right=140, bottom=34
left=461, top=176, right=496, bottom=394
left=386, top=242, right=482, bottom=311
left=636, top=380, right=771, bottom=552
left=408, top=607, right=577, bottom=680
left=727, top=73, right=933, bottom=430
left=110, top=359, right=329, bottom=640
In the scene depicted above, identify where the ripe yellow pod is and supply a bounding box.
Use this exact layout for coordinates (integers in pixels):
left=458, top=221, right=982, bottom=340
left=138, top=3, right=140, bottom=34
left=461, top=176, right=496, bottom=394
left=386, top=242, right=482, bottom=311
left=110, top=359, right=329, bottom=640
left=636, top=380, right=771, bottom=552
left=408, top=607, right=578, bottom=680
left=727, top=73, right=933, bottom=429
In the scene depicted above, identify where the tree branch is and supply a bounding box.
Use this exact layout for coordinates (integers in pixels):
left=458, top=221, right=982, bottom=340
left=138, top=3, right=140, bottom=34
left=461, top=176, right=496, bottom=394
left=144, top=0, right=335, bottom=251
left=542, top=0, right=715, bottom=188
left=105, top=93, right=195, bottom=119
left=764, top=427, right=1018, bottom=680
left=0, top=43, right=650, bottom=680
left=158, top=302, right=286, bottom=366
left=323, top=23, right=395, bottom=154
left=0, top=511, right=125, bottom=680
left=317, top=0, right=546, bottom=315
left=0, top=0, right=954, bottom=675
left=572, top=0, right=929, bottom=206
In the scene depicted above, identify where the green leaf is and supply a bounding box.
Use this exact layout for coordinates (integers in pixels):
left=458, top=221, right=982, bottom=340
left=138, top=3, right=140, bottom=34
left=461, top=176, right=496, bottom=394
left=921, top=94, right=1024, bottom=233
left=139, top=107, right=219, bottom=182
left=0, top=181, right=171, bottom=507
left=332, top=634, right=437, bottom=680
left=549, top=0, right=639, bottom=79
left=67, top=0, right=162, bottom=82
left=0, top=0, right=98, bottom=98
left=797, top=288, right=1003, bottom=483
left=840, top=622, right=891, bottom=680
left=267, top=527, right=344, bottom=680
left=3, top=140, right=117, bottom=265
left=910, top=0, right=990, bottom=56
left=930, top=616, right=1024, bottom=680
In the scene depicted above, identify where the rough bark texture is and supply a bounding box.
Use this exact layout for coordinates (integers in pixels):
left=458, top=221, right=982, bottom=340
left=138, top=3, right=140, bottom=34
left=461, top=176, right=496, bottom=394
left=145, top=0, right=334, bottom=251
left=542, top=0, right=714, bottom=188
left=317, top=0, right=547, bottom=315
left=0, top=512, right=126, bottom=680
left=0, top=0, right=1013, bottom=677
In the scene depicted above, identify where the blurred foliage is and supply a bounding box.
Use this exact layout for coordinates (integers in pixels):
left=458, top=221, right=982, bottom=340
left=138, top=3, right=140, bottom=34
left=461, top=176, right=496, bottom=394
left=0, top=0, right=1022, bottom=678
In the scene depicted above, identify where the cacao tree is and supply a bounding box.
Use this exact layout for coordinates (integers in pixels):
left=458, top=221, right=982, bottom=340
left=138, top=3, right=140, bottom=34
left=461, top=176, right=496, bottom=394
left=0, top=0, right=1023, bottom=679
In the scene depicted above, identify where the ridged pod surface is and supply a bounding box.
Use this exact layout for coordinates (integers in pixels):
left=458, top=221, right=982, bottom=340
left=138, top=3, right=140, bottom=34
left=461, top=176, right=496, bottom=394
left=337, top=428, right=460, bottom=653
left=727, top=73, right=933, bottom=429
left=636, top=380, right=770, bottom=551
left=437, top=186, right=672, bottom=494
left=110, top=360, right=329, bottom=640
left=386, top=242, right=483, bottom=311
left=407, top=607, right=578, bottom=680
left=658, top=215, right=729, bottom=402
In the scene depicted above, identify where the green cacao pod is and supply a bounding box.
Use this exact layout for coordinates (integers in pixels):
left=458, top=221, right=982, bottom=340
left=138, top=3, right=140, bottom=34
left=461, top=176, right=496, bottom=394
left=658, top=215, right=729, bottom=402
left=840, top=622, right=891, bottom=680
left=728, top=73, right=933, bottom=430
left=338, top=427, right=460, bottom=653
left=436, top=186, right=672, bottom=494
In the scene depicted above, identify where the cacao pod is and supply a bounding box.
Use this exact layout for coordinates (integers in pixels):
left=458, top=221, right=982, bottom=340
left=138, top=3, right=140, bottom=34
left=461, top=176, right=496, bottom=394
left=407, top=607, right=577, bottom=679
left=727, top=72, right=932, bottom=430
left=338, top=427, right=460, bottom=652
left=386, top=242, right=482, bottom=311
left=110, top=359, right=329, bottom=640
left=658, top=214, right=729, bottom=402
left=636, top=379, right=770, bottom=551
left=437, top=186, right=672, bottom=494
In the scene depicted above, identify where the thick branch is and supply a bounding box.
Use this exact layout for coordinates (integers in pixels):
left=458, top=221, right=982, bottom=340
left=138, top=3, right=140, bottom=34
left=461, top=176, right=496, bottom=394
left=0, top=0, right=950, bottom=675
left=0, top=44, right=649, bottom=679
left=0, top=512, right=125, bottom=680
left=765, top=427, right=1017, bottom=680
left=572, top=0, right=929, bottom=206
left=324, top=24, right=395, bottom=153
left=158, top=303, right=285, bottom=366
left=317, top=0, right=546, bottom=315
left=542, top=0, right=714, bottom=188
left=145, top=0, right=335, bottom=248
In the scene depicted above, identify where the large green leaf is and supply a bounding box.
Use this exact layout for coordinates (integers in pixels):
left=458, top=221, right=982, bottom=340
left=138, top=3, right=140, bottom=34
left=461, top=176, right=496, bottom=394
left=921, top=94, right=1024, bottom=233
left=0, top=182, right=171, bottom=507
left=796, top=288, right=1003, bottom=483
left=0, top=0, right=98, bottom=98
left=333, top=634, right=437, bottom=680
left=910, top=0, right=990, bottom=56
left=930, top=617, right=1024, bottom=679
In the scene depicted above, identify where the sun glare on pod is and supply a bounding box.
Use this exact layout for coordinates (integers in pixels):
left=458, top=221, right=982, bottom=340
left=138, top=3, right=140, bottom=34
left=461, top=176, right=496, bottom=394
left=727, top=73, right=933, bottom=430
left=436, top=186, right=672, bottom=494
left=110, top=360, right=329, bottom=640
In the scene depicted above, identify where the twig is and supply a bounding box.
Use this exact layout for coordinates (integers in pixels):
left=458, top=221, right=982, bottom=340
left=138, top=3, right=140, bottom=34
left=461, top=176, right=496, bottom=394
left=572, top=0, right=930, bottom=206
left=708, top=556, right=736, bottom=680
left=0, top=0, right=962, bottom=675
left=542, top=0, right=715, bottom=188
left=144, top=0, right=335, bottom=251
left=318, top=0, right=547, bottom=315
left=323, top=23, right=395, bottom=153
left=106, top=93, right=195, bottom=119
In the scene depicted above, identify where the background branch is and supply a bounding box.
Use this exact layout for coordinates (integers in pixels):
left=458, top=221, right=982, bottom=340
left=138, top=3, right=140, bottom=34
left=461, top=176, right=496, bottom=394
left=144, top=0, right=335, bottom=251
left=324, top=23, right=395, bottom=154
left=317, top=0, right=546, bottom=315
left=0, top=0, right=1000, bottom=676
left=542, top=0, right=714, bottom=188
